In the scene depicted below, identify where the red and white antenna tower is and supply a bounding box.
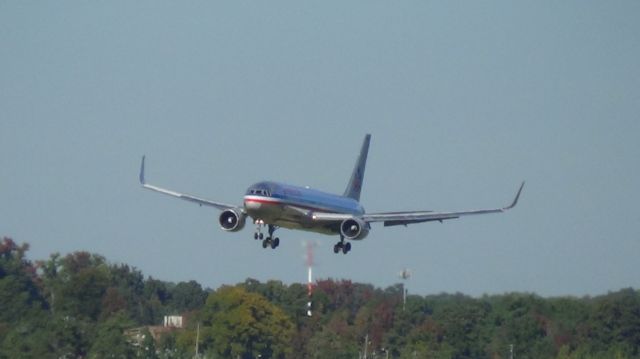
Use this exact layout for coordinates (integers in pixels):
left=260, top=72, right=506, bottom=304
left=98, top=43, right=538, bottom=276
left=305, top=240, right=316, bottom=317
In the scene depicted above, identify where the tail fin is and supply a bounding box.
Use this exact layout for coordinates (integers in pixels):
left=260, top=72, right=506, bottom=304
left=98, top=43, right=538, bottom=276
left=343, top=134, right=371, bottom=202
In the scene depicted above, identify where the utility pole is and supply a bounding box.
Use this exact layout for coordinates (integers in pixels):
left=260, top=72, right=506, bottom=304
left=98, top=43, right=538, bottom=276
left=403, top=286, right=407, bottom=312
left=399, top=268, right=411, bottom=311
left=194, top=323, right=200, bottom=358
left=362, top=334, right=369, bottom=359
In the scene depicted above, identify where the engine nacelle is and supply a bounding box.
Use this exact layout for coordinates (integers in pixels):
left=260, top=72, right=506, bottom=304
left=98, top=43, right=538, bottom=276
left=340, top=218, right=369, bottom=240
left=218, top=209, right=247, bottom=232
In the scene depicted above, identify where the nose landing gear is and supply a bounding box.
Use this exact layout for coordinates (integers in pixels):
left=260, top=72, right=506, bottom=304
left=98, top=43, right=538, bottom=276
left=254, top=219, right=265, bottom=240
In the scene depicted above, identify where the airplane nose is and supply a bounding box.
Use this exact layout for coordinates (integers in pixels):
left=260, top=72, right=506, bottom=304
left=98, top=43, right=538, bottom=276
left=244, top=198, right=261, bottom=210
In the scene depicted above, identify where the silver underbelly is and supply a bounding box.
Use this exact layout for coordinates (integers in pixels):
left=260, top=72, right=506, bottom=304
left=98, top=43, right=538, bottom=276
left=244, top=201, right=338, bottom=236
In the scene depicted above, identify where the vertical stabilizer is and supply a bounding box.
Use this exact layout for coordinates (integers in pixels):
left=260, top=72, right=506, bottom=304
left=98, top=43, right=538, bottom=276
left=343, top=134, right=371, bottom=202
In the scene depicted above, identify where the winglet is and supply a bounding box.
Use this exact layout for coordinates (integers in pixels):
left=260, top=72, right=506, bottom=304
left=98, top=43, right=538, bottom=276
left=139, top=156, right=146, bottom=185
left=504, top=181, right=525, bottom=210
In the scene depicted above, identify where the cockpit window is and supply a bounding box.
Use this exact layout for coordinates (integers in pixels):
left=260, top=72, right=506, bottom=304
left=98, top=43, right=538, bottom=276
left=246, top=182, right=274, bottom=196
left=249, top=188, right=270, bottom=196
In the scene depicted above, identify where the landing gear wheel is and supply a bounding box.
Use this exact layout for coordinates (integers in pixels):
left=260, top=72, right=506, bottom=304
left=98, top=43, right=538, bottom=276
left=333, top=243, right=342, bottom=254
left=342, top=242, right=351, bottom=254
left=262, top=239, right=269, bottom=249
left=259, top=233, right=264, bottom=240
left=254, top=233, right=259, bottom=240
left=270, top=237, right=280, bottom=249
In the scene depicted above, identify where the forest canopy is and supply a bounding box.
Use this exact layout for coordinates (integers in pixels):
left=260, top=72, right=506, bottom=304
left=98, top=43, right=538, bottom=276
left=1, top=237, right=638, bottom=359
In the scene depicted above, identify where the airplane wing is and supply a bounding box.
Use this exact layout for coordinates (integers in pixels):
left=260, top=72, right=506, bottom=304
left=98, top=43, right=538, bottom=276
left=139, top=156, right=238, bottom=211
left=362, top=182, right=524, bottom=227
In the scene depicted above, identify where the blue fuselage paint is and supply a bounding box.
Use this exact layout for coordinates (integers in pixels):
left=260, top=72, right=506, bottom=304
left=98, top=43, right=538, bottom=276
left=243, top=181, right=364, bottom=235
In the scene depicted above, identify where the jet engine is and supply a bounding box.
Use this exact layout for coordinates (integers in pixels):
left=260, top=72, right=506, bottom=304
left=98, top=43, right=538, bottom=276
left=218, top=209, right=247, bottom=232
left=340, top=218, right=369, bottom=240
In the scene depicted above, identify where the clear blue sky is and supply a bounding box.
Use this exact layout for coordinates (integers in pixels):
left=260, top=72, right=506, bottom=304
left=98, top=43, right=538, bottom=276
left=1, top=1, right=638, bottom=297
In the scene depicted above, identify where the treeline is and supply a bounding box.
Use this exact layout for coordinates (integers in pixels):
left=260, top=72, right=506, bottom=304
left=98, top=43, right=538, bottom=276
left=1, top=236, right=639, bottom=358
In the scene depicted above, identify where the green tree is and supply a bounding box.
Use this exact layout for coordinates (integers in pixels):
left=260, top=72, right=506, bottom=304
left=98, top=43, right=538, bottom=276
left=144, top=277, right=171, bottom=325
left=486, top=293, right=555, bottom=358
left=198, top=286, right=294, bottom=358
left=87, top=313, right=135, bottom=358
left=169, top=280, right=207, bottom=313
left=0, top=238, right=50, bottom=357
left=584, top=288, right=640, bottom=356
left=306, top=324, right=359, bottom=359
left=0, top=318, right=52, bottom=358
left=0, top=238, right=46, bottom=324
left=55, top=252, right=110, bottom=320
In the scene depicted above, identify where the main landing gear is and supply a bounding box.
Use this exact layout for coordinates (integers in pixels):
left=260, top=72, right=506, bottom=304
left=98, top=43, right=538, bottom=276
left=255, top=220, right=280, bottom=249
left=333, top=236, right=351, bottom=254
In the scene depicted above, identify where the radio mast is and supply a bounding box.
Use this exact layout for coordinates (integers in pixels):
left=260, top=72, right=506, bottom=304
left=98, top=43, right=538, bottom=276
left=305, top=241, right=316, bottom=316
left=399, top=268, right=411, bottom=311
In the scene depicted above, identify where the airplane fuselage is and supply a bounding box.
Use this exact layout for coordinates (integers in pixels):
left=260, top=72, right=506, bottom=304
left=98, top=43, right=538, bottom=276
left=243, top=181, right=364, bottom=235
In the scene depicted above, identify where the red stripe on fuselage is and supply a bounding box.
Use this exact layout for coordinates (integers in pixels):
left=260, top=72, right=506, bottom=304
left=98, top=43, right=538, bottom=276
left=244, top=198, right=282, bottom=205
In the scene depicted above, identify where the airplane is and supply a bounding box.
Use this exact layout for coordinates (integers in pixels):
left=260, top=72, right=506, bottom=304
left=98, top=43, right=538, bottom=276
left=139, top=134, right=524, bottom=254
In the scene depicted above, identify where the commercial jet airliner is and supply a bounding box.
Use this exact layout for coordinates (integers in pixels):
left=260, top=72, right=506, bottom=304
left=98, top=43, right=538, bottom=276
left=139, top=134, right=524, bottom=254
